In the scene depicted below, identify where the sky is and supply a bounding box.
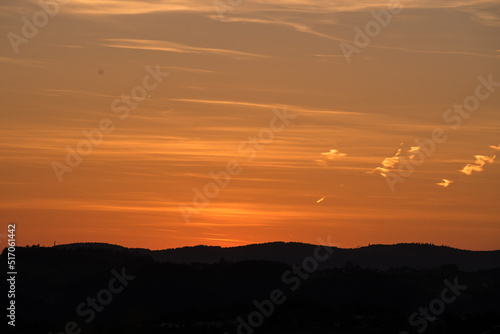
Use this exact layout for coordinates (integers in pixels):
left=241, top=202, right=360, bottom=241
left=1, top=0, right=499, bottom=250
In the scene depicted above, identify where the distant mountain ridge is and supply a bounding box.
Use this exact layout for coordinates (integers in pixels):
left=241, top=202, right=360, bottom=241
left=6, top=242, right=500, bottom=333
left=54, top=241, right=500, bottom=271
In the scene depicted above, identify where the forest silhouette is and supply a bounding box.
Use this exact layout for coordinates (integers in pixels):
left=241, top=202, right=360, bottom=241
left=2, top=242, right=499, bottom=334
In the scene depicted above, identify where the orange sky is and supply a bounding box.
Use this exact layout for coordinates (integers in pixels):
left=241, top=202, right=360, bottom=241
left=1, top=0, right=499, bottom=250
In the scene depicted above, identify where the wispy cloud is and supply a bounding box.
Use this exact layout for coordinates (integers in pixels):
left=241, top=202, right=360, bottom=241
left=56, top=0, right=213, bottom=15
left=101, top=39, right=268, bottom=59
left=321, top=149, right=347, bottom=160
left=314, top=159, right=328, bottom=167
left=169, top=98, right=363, bottom=116
left=213, top=16, right=348, bottom=42
left=408, top=146, right=421, bottom=159
left=436, top=179, right=453, bottom=188
left=315, top=149, right=347, bottom=167
left=27, top=0, right=500, bottom=18
left=489, top=144, right=500, bottom=151
left=369, top=144, right=421, bottom=178
left=458, top=5, right=500, bottom=28
left=160, top=66, right=217, bottom=74
left=381, top=147, right=402, bottom=169
left=369, top=147, right=402, bottom=178
left=0, top=57, right=47, bottom=68
left=460, top=154, right=496, bottom=175
left=369, top=166, right=391, bottom=177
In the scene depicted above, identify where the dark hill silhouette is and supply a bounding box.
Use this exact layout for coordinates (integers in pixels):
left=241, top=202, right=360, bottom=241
left=2, top=244, right=499, bottom=334
left=55, top=241, right=500, bottom=271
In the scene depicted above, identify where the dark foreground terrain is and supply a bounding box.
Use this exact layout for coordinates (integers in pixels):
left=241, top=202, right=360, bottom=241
left=2, top=242, right=500, bottom=334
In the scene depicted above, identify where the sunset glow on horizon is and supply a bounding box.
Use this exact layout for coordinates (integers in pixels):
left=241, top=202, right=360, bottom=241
left=1, top=0, right=499, bottom=251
